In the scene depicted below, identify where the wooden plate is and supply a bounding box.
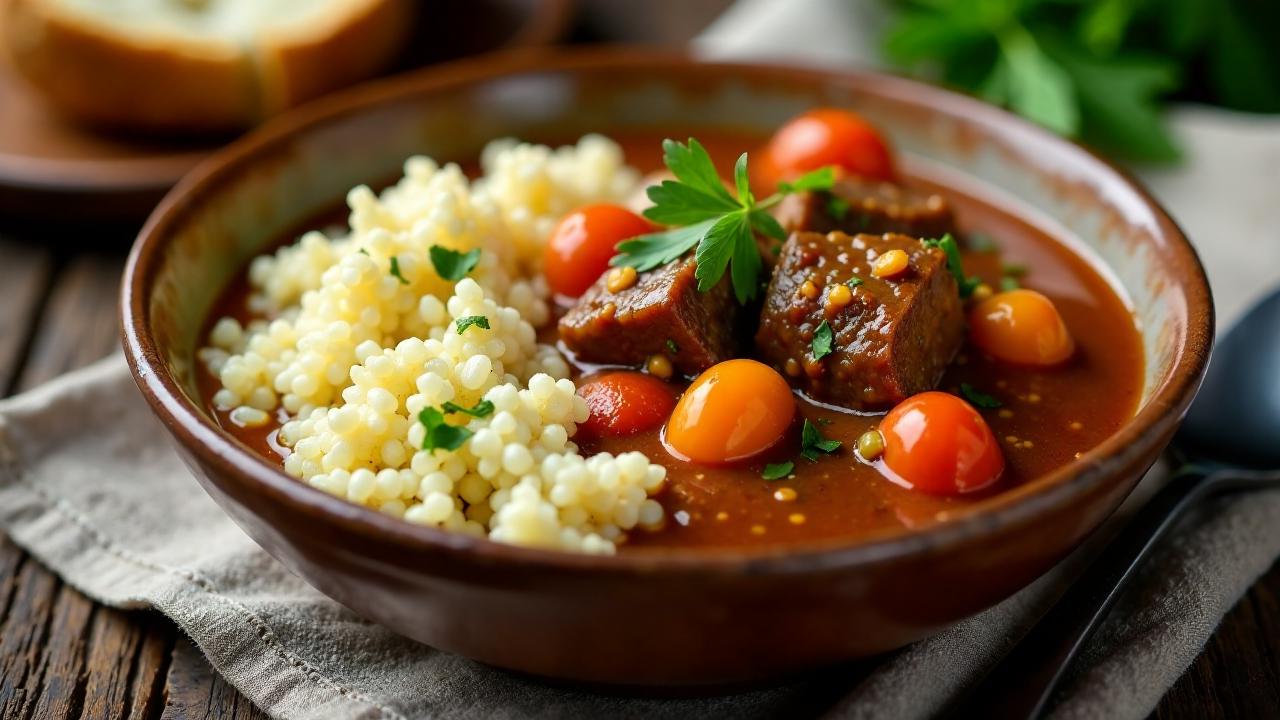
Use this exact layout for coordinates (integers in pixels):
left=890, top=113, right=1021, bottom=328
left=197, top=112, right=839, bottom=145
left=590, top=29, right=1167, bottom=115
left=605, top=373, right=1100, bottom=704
left=0, top=0, right=573, bottom=223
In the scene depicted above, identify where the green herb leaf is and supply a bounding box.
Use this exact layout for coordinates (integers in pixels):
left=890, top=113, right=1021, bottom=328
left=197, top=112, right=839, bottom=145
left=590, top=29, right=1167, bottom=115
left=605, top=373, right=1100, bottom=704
left=442, top=399, right=495, bottom=418
left=800, top=419, right=842, bottom=461
left=613, top=137, right=837, bottom=304
left=612, top=219, right=716, bottom=273
left=777, top=166, right=836, bottom=194
left=923, top=234, right=981, bottom=298
left=846, top=276, right=864, bottom=288
left=967, top=233, right=998, bottom=253
left=665, top=338, right=680, bottom=355
left=826, top=196, right=850, bottom=221
left=455, top=315, right=490, bottom=334
left=389, top=256, right=409, bottom=285
left=812, top=320, right=835, bottom=360
left=959, top=382, right=1003, bottom=409
left=417, top=407, right=473, bottom=452
left=1000, top=276, right=1021, bottom=291
left=762, top=461, right=795, bottom=481
left=430, top=246, right=482, bottom=281
left=1002, top=263, right=1028, bottom=277
left=357, top=248, right=370, bottom=256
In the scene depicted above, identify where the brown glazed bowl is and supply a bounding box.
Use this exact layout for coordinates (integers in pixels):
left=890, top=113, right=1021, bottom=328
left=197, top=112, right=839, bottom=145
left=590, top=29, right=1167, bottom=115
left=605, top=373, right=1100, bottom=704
left=121, top=49, right=1212, bottom=688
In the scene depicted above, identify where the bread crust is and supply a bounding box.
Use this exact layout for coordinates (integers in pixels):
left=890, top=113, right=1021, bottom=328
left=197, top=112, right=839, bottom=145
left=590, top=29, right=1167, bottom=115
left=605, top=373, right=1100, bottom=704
left=0, top=0, right=414, bottom=132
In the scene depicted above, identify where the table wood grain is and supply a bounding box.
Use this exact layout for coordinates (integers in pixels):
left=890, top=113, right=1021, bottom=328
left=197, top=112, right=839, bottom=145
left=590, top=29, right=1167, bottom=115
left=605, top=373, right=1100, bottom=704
left=1, top=4, right=1277, bottom=717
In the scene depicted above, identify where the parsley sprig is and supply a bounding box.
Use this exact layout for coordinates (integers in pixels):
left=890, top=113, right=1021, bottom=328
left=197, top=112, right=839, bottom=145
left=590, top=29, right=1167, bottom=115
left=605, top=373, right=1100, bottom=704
left=612, top=138, right=835, bottom=303
left=878, top=0, right=1280, bottom=162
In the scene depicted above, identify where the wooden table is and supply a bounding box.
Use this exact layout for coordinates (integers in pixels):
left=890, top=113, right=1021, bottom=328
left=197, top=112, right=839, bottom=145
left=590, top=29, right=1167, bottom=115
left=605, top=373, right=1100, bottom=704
left=3, top=5, right=1279, bottom=717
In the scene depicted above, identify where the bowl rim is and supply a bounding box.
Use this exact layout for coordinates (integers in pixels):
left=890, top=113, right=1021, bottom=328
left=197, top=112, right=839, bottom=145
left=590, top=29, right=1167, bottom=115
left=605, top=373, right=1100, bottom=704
left=121, top=46, right=1214, bottom=577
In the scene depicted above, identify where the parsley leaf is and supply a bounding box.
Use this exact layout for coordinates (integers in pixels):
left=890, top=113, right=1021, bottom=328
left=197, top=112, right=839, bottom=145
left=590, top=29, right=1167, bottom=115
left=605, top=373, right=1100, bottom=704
left=846, top=276, right=864, bottom=288
left=442, top=399, right=495, bottom=418
left=389, top=256, right=409, bottom=285
left=922, top=234, right=981, bottom=298
left=417, top=407, right=473, bottom=451
left=800, top=419, right=842, bottom=461
left=455, top=315, right=490, bottom=334
left=826, top=196, right=851, bottom=222
left=665, top=338, right=680, bottom=355
left=1000, top=276, right=1021, bottom=291
left=812, top=320, right=835, bottom=360
left=959, top=383, right=1003, bottom=409
left=762, top=461, right=794, bottom=481
left=430, top=246, right=482, bottom=281
left=613, top=138, right=836, bottom=304
left=778, top=166, right=836, bottom=193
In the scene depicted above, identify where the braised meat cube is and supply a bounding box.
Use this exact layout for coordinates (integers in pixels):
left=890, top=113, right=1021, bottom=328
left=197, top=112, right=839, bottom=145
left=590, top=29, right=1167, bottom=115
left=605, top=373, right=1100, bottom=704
left=558, top=257, right=739, bottom=376
left=755, top=231, right=964, bottom=410
left=772, top=177, right=956, bottom=241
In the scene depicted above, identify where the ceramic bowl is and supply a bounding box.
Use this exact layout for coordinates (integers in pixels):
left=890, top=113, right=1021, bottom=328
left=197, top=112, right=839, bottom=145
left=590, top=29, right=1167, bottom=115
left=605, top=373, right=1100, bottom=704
left=121, top=49, right=1212, bottom=688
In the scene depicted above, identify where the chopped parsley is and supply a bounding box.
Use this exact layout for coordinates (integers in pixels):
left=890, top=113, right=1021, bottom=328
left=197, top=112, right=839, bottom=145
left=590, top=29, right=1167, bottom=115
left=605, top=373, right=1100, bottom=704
left=417, top=407, right=473, bottom=451
left=846, top=276, right=864, bottom=288
left=430, top=246, right=482, bottom=281
left=1000, top=276, right=1021, bottom=291
left=611, top=138, right=835, bottom=304
left=454, top=315, right=490, bottom=334
left=665, top=338, right=680, bottom=355
left=967, top=233, right=997, bottom=253
left=826, top=195, right=850, bottom=221
left=959, top=382, right=1003, bottom=409
left=442, top=399, right=495, bottom=418
left=923, top=233, right=981, bottom=298
left=800, top=419, right=842, bottom=461
left=761, top=461, right=795, bottom=481
left=812, top=320, right=835, bottom=360
left=389, top=256, right=409, bottom=285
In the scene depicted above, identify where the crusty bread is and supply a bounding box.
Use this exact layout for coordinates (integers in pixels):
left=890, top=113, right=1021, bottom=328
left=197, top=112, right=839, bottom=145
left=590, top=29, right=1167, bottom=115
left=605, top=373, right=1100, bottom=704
left=0, top=0, right=414, bottom=132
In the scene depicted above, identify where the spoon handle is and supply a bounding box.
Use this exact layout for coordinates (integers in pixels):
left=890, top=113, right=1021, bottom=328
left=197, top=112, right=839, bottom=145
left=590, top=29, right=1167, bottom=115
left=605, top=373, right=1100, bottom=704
left=954, top=468, right=1280, bottom=719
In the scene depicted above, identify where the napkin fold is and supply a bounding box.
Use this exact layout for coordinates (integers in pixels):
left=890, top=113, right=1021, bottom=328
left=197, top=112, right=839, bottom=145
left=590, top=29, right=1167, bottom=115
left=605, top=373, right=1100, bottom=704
left=2, top=356, right=1280, bottom=720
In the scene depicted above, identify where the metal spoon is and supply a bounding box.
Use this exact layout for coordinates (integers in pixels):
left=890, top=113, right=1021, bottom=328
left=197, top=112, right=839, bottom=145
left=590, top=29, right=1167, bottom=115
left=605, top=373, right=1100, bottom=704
left=956, top=286, right=1280, bottom=719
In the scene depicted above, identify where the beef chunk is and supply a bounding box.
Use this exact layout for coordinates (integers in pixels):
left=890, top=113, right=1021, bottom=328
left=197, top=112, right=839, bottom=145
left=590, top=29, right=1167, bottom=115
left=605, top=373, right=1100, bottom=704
left=755, top=231, right=963, bottom=410
left=772, top=177, right=956, bottom=241
left=558, top=257, right=738, bottom=376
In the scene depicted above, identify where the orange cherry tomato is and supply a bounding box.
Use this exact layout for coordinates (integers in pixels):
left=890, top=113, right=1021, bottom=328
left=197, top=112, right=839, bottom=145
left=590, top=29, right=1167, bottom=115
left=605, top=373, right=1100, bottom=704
left=577, top=372, right=676, bottom=439
left=544, top=204, right=653, bottom=298
left=764, top=108, right=895, bottom=185
left=664, top=359, right=796, bottom=464
left=969, top=289, right=1075, bottom=366
left=879, top=391, right=1004, bottom=496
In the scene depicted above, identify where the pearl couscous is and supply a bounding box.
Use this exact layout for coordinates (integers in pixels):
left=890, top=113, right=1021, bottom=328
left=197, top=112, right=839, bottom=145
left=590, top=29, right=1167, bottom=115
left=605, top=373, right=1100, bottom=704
left=202, top=136, right=666, bottom=554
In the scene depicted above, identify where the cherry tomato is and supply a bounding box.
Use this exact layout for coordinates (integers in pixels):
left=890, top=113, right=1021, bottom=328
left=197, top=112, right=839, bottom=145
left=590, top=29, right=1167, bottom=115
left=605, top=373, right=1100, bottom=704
left=664, top=359, right=796, bottom=464
left=763, top=108, right=895, bottom=185
left=879, top=391, right=1004, bottom=496
left=544, top=204, right=653, bottom=298
left=969, top=289, right=1075, bottom=366
left=577, top=372, right=676, bottom=439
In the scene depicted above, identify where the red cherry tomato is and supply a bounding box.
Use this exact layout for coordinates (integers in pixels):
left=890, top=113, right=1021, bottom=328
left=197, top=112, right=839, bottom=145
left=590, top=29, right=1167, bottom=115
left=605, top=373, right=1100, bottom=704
left=544, top=204, right=653, bottom=298
left=764, top=108, right=895, bottom=185
left=664, top=359, right=796, bottom=464
left=879, top=391, right=1004, bottom=496
left=577, top=372, right=676, bottom=439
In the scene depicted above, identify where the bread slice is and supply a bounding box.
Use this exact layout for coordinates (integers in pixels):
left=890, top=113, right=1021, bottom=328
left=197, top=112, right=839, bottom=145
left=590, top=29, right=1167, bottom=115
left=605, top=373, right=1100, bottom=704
left=0, top=0, right=414, bottom=132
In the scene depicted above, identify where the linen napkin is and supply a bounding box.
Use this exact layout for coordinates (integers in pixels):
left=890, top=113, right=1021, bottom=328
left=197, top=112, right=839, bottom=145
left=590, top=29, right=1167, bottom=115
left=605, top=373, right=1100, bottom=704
left=4, top=2, right=1280, bottom=719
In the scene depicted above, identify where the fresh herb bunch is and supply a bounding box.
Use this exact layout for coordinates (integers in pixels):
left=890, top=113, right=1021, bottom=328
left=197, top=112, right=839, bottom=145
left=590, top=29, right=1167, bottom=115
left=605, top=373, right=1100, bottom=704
left=883, top=0, right=1280, bottom=162
left=612, top=138, right=835, bottom=303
